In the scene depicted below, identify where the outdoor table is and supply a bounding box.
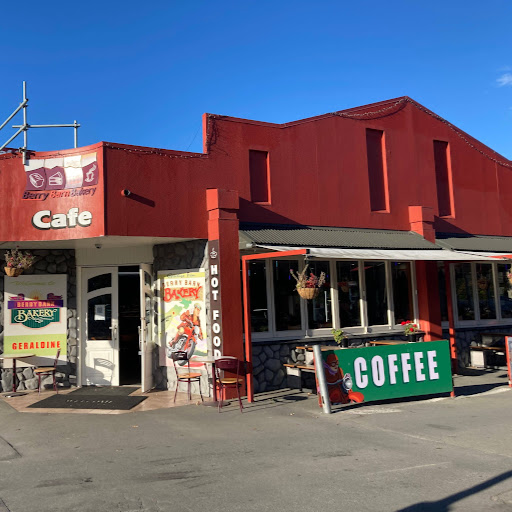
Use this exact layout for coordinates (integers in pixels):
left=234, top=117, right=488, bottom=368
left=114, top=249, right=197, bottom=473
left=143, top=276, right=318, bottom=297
left=369, top=340, right=409, bottom=346
left=0, top=353, right=35, bottom=393
left=192, top=356, right=233, bottom=407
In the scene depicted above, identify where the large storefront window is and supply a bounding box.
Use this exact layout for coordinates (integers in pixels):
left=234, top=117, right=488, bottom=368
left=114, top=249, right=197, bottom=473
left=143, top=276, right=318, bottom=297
left=454, top=263, right=475, bottom=321
left=476, top=263, right=495, bottom=320
left=365, top=261, right=388, bottom=325
left=306, top=261, right=332, bottom=330
left=249, top=260, right=269, bottom=332
left=336, top=261, right=361, bottom=327
left=391, top=262, right=413, bottom=325
left=273, top=260, right=302, bottom=331
left=498, top=263, right=512, bottom=319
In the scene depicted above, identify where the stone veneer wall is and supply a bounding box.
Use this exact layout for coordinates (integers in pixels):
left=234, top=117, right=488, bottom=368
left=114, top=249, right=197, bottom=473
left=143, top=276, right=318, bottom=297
left=152, top=241, right=210, bottom=395
left=0, top=250, right=77, bottom=392
left=251, top=327, right=512, bottom=394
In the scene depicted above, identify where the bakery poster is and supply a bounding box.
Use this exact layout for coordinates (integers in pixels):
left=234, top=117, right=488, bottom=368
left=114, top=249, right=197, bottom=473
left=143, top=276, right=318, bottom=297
left=3, top=274, right=67, bottom=359
left=158, top=270, right=207, bottom=367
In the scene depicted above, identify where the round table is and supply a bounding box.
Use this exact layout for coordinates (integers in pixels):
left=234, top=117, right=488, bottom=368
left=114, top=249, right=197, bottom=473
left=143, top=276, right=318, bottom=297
left=192, top=356, right=231, bottom=407
left=0, top=353, right=35, bottom=394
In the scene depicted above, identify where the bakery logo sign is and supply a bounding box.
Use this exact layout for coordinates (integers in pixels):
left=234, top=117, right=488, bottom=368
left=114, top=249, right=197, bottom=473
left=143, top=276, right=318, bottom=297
left=8, top=293, right=63, bottom=328
left=22, top=152, right=99, bottom=201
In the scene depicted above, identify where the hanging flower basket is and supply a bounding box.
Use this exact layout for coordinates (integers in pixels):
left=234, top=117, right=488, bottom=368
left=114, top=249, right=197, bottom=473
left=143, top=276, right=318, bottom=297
left=297, top=287, right=320, bottom=300
left=4, top=267, right=23, bottom=277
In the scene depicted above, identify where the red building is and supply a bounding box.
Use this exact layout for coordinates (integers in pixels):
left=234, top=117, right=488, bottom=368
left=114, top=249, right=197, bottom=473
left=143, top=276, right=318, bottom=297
left=1, top=96, right=511, bottom=395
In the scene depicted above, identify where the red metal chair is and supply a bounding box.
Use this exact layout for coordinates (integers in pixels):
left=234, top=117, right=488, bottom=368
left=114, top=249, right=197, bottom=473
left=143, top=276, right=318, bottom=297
left=215, top=357, right=244, bottom=412
left=171, top=351, right=204, bottom=403
left=34, top=349, right=60, bottom=394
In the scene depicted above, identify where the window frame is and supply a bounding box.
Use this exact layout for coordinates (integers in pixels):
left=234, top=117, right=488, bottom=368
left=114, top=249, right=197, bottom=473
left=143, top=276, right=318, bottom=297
left=245, top=256, right=418, bottom=339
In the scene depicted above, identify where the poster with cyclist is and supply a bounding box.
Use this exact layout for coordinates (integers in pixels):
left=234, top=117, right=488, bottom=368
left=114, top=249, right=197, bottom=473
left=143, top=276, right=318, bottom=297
left=158, top=270, right=207, bottom=367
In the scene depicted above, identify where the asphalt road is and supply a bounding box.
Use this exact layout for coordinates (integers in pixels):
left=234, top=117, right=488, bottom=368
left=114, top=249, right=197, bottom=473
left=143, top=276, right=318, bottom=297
left=0, top=375, right=511, bottom=512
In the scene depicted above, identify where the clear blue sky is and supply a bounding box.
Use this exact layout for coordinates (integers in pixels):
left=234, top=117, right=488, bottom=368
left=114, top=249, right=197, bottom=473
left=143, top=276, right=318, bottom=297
left=1, top=1, right=511, bottom=158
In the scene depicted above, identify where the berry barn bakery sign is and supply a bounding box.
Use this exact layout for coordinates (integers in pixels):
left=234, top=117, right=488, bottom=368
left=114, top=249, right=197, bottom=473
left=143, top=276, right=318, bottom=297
left=3, top=275, right=67, bottom=357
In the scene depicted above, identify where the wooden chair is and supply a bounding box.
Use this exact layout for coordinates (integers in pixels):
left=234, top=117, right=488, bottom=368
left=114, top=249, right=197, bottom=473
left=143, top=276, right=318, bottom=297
left=215, top=357, right=244, bottom=413
left=34, top=349, right=60, bottom=394
left=171, top=351, right=204, bottom=403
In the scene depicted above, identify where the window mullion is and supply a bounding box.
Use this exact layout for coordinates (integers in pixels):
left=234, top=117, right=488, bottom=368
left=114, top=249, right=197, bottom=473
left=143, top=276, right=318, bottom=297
left=472, top=262, right=480, bottom=321
left=386, top=261, right=394, bottom=328
left=330, top=260, right=339, bottom=329
left=360, top=261, right=369, bottom=332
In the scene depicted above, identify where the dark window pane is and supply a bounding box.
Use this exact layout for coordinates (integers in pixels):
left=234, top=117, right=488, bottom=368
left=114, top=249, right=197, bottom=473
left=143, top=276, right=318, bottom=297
left=365, top=261, right=388, bottom=325
left=434, top=140, right=453, bottom=217
left=336, top=261, right=361, bottom=327
left=306, top=261, right=332, bottom=329
left=476, top=263, right=495, bottom=320
left=437, top=262, right=448, bottom=322
left=88, top=273, right=111, bottom=293
left=273, top=260, right=302, bottom=331
left=249, top=260, right=268, bottom=332
left=454, top=263, right=475, bottom=321
left=366, top=129, right=388, bottom=211
left=88, top=294, right=112, bottom=340
left=249, top=150, right=269, bottom=202
left=498, top=264, right=512, bottom=319
left=392, top=262, right=413, bottom=324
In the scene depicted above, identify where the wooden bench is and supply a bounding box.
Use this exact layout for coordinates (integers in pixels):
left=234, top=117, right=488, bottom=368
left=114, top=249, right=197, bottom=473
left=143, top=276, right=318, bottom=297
left=284, top=363, right=316, bottom=391
left=469, top=345, right=506, bottom=368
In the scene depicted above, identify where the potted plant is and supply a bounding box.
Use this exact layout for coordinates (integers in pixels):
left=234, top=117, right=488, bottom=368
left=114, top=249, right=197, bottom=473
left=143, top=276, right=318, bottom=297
left=4, top=248, right=36, bottom=277
left=290, top=264, right=326, bottom=300
left=401, top=320, right=420, bottom=343
left=332, top=328, right=349, bottom=348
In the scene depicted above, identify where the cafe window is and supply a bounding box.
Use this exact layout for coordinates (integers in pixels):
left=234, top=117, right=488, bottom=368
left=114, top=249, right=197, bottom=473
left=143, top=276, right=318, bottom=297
left=454, top=263, right=475, bottom=321
left=391, top=261, right=413, bottom=325
left=273, top=260, right=302, bottom=331
left=248, top=260, right=269, bottom=332
left=366, top=129, right=389, bottom=212
left=365, top=261, right=388, bottom=325
left=336, top=261, right=361, bottom=327
left=306, top=261, right=332, bottom=330
left=249, top=150, right=270, bottom=203
left=498, top=264, right=512, bottom=319
left=476, top=263, right=495, bottom=320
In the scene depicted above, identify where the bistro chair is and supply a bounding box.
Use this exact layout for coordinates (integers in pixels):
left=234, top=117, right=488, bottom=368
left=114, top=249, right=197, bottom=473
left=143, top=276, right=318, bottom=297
left=171, top=351, right=204, bottom=403
left=34, top=349, right=60, bottom=394
left=215, top=357, right=244, bottom=413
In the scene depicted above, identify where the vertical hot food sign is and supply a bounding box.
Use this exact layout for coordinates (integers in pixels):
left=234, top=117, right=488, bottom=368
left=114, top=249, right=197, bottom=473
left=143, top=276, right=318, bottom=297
left=209, top=241, right=223, bottom=358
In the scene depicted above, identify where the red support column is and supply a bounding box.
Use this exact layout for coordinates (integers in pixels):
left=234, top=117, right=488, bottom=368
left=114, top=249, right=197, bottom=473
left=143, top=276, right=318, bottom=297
left=444, top=261, right=458, bottom=375
left=206, top=189, right=244, bottom=398
left=415, top=260, right=443, bottom=341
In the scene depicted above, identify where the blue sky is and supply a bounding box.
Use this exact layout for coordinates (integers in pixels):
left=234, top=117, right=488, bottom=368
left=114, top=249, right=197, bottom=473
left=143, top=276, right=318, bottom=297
left=1, top=1, right=511, bottom=158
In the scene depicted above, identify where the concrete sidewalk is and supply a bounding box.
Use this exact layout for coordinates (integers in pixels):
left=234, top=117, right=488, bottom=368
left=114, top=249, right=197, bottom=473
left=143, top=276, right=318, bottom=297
left=0, top=370, right=511, bottom=512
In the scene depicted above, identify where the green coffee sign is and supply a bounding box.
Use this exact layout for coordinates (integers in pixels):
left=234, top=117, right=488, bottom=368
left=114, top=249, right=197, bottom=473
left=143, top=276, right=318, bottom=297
left=11, top=308, right=60, bottom=328
left=322, top=341, right=453, bottom=404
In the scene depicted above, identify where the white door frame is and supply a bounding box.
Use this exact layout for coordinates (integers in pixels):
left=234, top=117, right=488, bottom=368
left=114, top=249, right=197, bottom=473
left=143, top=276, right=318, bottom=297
left=140, top=264, right=154, bottom=392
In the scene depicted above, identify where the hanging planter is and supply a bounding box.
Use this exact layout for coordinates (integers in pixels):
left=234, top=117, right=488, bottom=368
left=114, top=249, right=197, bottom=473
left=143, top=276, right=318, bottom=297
left=4, top=248, right=36, bottom=278
left=4, top=267, right=23, bottom=277
left=297, top=287, right=320, bottom=300
left=290, top=263, right=326, bottom=301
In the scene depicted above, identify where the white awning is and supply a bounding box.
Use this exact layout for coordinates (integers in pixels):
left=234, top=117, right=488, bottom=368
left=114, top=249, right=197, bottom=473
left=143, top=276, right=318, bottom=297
left=258, top=245, right=510, bottom=261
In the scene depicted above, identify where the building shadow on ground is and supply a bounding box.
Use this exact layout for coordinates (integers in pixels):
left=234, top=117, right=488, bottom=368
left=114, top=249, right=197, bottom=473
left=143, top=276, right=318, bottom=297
left=397, top=470, right=512, bottom=511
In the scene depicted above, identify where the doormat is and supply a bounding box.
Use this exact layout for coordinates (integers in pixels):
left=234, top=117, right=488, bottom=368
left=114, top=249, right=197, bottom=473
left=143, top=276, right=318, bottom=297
left=27, top=395, right=147, bottom=410
left=67, top=386, right=139, bottom=397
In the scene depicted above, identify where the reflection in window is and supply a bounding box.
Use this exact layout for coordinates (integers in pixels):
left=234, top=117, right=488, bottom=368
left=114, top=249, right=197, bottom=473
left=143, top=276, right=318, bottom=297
left=392, top=262, right=413, bottom=324
left=88, top=273, right=112, bottom=293
left=336, top=261, right=361, bottom=327
left=454, top=263, right=474, bottom=321
left=498, top=264, right=512, bottom=319
left=476, top=263, right=495, bottom=320
left=365, top=261, right=388, bottom=325
left=249, top=261, right=268, bottom=332
left=273, top=260, right=302, bottom=331
left=306, top=261, right=332, bottom=329
left=144, top=271, right=152, bottom=287
left=437, top=262, right=448, bottom=322
left=88, top=294, right=112, bottom=340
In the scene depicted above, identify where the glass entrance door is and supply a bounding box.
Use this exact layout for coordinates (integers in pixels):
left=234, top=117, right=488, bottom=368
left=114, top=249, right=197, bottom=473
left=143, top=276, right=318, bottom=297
left=82, top=267, right=119, bottom=386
